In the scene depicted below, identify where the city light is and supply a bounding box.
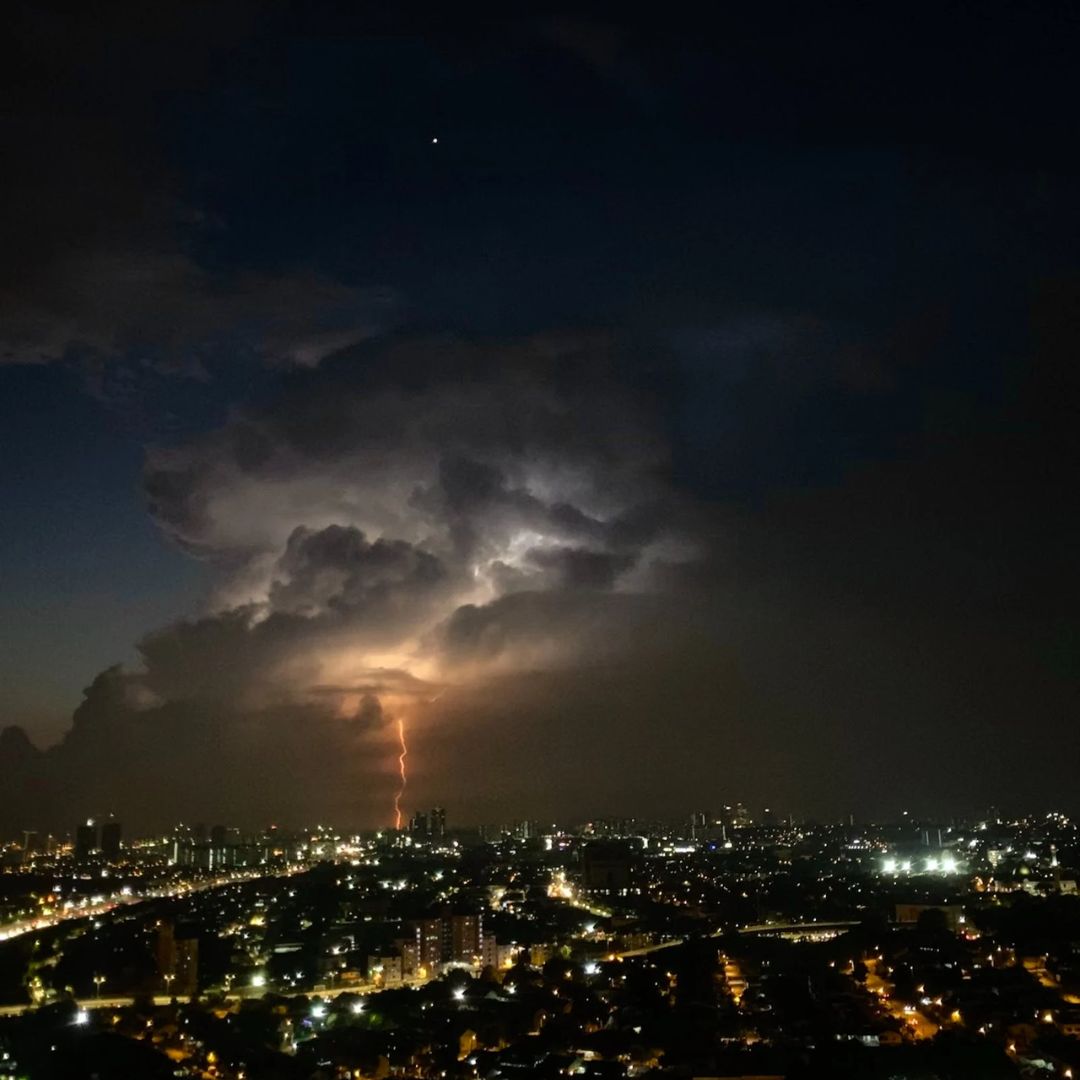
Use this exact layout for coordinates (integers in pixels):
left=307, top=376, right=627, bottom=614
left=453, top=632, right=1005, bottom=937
left=0, top=6, right=1074, bottom=1075
left=0, top=807, right=1074, bottom=1073
left=883, top=853, right=962, bottom=876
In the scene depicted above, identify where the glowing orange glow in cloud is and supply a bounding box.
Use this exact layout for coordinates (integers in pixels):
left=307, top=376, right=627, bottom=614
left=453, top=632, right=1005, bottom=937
left=393, top=716, right=408, bottom=829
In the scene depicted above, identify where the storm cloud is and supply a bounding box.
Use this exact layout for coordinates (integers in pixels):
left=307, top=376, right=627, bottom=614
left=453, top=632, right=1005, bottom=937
left=4, top=3, right=1080, bottom=833
left=4, top=300, right=1079, bottom=833
left=0, top=333, right=717, bottom=829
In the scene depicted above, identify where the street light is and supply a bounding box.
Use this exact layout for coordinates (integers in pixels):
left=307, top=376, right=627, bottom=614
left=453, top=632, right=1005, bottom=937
left=163, top=973, right=175, bottom=997
left=93, top=974, right=105, bottom=1000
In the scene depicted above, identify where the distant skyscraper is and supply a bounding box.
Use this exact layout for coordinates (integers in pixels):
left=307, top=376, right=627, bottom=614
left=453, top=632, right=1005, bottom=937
left=100, top=820, right=122, bottom=860
left=209, top=824, right=228, bottom=869
left=409, top=807, right=447, bottom=838
left=74, top=820, right=97, bottom=861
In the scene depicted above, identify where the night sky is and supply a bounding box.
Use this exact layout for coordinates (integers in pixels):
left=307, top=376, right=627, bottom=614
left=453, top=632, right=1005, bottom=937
left=1, top=2, right=1078, bottom=832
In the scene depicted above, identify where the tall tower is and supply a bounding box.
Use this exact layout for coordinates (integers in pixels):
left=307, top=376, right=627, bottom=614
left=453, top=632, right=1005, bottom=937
left=101, top=820, right=122, bottom=861
left=74, top=820, right=97, bottom=861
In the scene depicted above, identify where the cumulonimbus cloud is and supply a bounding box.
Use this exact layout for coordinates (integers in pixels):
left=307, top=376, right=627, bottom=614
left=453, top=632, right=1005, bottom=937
left=0, top=333, right=714, bottom=829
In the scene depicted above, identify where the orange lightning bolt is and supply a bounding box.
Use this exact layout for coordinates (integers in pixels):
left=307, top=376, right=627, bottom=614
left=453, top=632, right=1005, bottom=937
left=393, top=717, right=408, bottom=829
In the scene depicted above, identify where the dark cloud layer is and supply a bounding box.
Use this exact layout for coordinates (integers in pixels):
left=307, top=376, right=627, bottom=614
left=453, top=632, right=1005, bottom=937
left=2, top=2, right=1080, bottom=832
left=4, top=303, right=1076, bottom=833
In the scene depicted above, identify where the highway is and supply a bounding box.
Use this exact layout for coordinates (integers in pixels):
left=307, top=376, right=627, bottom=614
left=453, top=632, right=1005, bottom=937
left=0, top=975, right=429, bottom=1018
left=0, top=864, right=305, bottom=946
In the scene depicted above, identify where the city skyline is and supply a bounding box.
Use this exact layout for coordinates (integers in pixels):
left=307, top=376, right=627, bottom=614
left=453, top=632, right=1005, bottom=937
left=10, top=805, right=1077, bottom=849
left=2, top=787, right=1078, bottom=1076
left=4, top=9, right=1080, bottom=1075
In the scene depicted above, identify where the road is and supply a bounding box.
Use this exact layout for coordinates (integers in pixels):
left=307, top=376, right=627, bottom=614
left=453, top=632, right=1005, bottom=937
left=0, top=974, right=431, bottom=1018
left=1024, top=956, right=1080, bottom=1006
left=0, top=865, right=304, bottom=947
left=0, top=864, right=310, bottom=1017
left=864, top=958, right=938, bottom=1040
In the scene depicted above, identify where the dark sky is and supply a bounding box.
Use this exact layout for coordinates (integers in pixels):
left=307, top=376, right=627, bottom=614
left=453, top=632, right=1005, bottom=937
left=1, top=1, right=1077, bottom=832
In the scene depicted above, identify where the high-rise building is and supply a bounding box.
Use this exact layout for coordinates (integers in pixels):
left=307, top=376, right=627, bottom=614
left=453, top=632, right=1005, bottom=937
left=582, top=842, right=640, bottom=897
left=480, top=934, right=499, bottom=970
left=74, top=821, right=97, bottom=861
left=170, top=825, right=191, bottom=866
left=449, top=913, right=482, bottom=963
left=409, top=807, right=447, bottom=839
left=208, top=824, right=228, bottom=870
left=156, top=920, right=199, bottom=995
left=395, top=939, right=420, bottom=975
left=175, top=931, right=199, bottom=996
left=513, top=820, right=539, bottom=840
left=410, top=918, right=444, bottom=971
left=100, top=820, right=122, bottom=860
left=155, top=920, right=176, bottom=986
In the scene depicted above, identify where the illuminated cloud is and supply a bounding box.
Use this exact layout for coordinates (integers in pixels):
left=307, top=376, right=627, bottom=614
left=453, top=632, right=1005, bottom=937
left=0, top=333, right=711, bottom=828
